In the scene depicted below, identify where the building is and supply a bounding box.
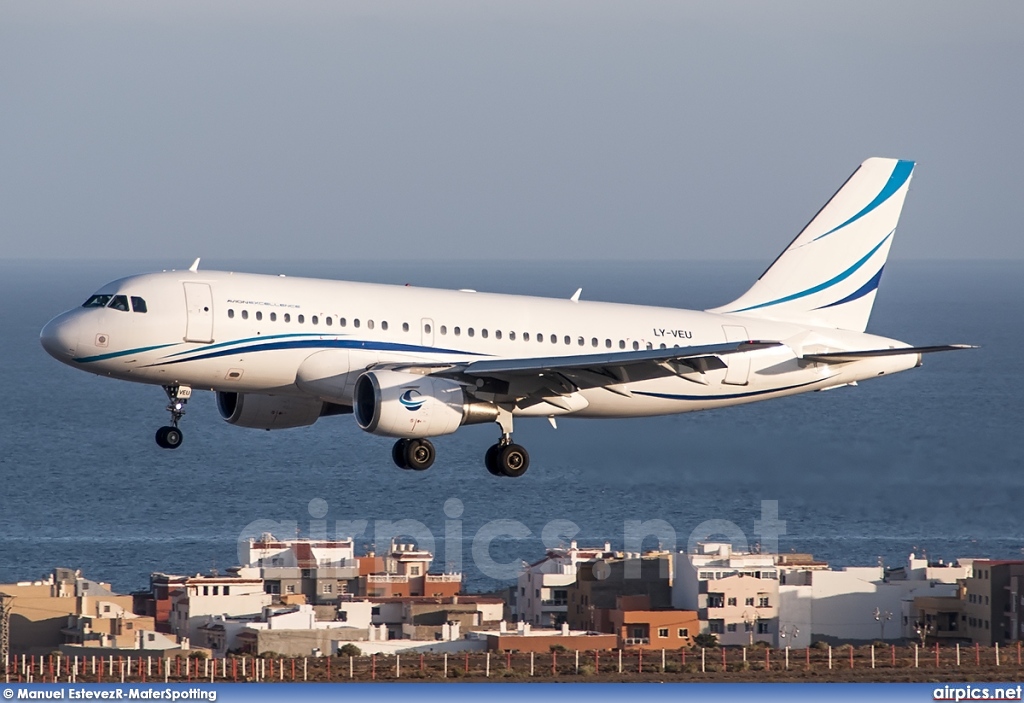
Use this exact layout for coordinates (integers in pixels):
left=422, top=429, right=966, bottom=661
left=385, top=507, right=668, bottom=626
left=358, top=543, right=462, bottom=598
left=963, top=560, right=1024, bottom=646
left=365, top=595, right=504, bottom=641
left=199, top=603, right=367, bottom=656
left=609, top=595, right=699, bottom=650
left=567, top=552, right=673, bottom=632
left=0, top=568, right=135, bottom=654
left=167, top=574, right=271, bottom=643
left=480, top=622, right=618, bottom=653
left=241, top=535, right=360, bottom=603
left=673, top=542, right=781, bottom=646
left=517, top=541, right=616, bottom=627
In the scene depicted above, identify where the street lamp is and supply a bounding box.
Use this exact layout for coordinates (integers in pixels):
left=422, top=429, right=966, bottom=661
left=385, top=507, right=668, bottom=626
left=873, top=607, right=893, bottom=640
left=743, top=610, right=761, bottom=646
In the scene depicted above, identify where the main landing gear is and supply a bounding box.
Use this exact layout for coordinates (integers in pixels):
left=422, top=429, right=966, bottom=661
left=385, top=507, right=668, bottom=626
left=156, top=385, right=191, bottom=450
left=392, top=438, right=436, bottom=471
left=389, top=408, right=530, bottom=477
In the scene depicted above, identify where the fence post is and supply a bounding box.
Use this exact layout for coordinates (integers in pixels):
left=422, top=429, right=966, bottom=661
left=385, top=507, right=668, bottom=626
left=849, top=645, right=854, bottom=669
left=575, top=650, right=579, bottom=675
left=785, top=646, right=789, bottom=670
left=618, top=649, right=622, bottom=674
left=956, top=643, right=960, bottom=667
left=935, top=643, right=940, bottom=668
left=975, top=642, right=980, bottom=666
left=303, top=658, right=307, bottom=682
left=891, top=644, right=895, bottom=667
left=638, top=648, right=642, bottom=674
left=871, top=645, right=875, bottom=669
left=701, top=648, right=705, bottom=673
left=742, top=647, right=747, bottom=664
left=765, top=648, right=770, bottom=671
left=486, top=652, right=490, bottom=678
left=828, top=645, right=832, bottom=670
left=530, top=651, right=535, bottom=677
left=552, top=649, right=556, bottom=677
left=395, top=654, right=399, bottom=679
left=996, top=643, right=1000, bottom=667
left=444, top=653, right=448, bottom=679
left=914, top=644, right=919, bottom=668
left=661, top=648, right=665, bottom=672
left=349, top=655, right=353, bottom=680
left=806, top=647, right=810, bottom=670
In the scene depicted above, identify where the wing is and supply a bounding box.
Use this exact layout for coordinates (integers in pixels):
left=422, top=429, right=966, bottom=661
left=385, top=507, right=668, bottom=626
left=386, top=341, right=781, bottom=410
left=801, top=344, right=976, bottom=363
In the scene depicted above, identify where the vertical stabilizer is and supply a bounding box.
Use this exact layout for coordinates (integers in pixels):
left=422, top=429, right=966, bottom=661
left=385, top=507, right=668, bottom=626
left=710, top=157, right=914, bottom=332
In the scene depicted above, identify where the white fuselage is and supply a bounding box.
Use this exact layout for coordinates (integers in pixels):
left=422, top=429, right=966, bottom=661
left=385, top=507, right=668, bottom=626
left=40, top=269, right=919, bottom=421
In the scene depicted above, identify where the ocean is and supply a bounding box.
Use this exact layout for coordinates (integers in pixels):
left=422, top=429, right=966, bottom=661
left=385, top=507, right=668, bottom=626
left=0, top=258, right=1021, bottom=593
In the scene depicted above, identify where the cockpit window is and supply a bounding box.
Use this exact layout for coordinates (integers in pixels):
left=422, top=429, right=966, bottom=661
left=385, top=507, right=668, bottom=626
left=131, top=296, right=148, bottom=313
left=108, top=295, right=130, bottom=312
left=83, top=294, right=112, bottom=308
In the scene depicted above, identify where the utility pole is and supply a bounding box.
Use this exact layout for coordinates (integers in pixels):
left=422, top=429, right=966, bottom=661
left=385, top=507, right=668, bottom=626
left=873, top=607, right=893, bottom=640
left=0, top=592, right=13, bottom=667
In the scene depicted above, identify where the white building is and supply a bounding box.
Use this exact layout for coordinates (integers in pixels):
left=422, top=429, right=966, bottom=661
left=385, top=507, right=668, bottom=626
left=517, top=541, right=615, bottom=626
left=776, top=554, right=969, bottom=647
left=170, top=575, right=272, bottom=643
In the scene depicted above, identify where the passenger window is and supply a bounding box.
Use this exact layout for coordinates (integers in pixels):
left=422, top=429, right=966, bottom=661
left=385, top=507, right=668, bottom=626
left=82, top=294, right=112, bottom=308
left=619, top=340, right=625, bottom=349
left=578, top=337, right=584, bottom=346
left=381, top=321, right=388, bottom=331
left=424, top=323, right=432, bottom=334
left=660, top=343, right=666, bottom=349
left=402, top=323, right=410, bottom=332
left=468, top=328, right=475, bottom=337
left=340, top=318, right=346, bottom=327
left=354, top=319, right=360, bottom=328
left=312, top=315, right=319, bottom=325
left=481, top=329, right=488, bottom=339
left=632, top=341, right=640, bottom=350
left=523, top=333, right=530, bottom=341
left=454, top=327, right=461, bottom=336
left=108, top=295, right=130, bottom=312
left=242, top=310, right=249, bottom=320
left=325, top=317, right=332, bottom=326
left=284, top=313, right=291, bottom=323
left=255, top=311, right=263, bottom=321
left=270, top=312, right=277, bottom=322
left=228, top=309, right=235, bottom=319
left=537, top=334, right=543, bottom=343
left=592, top=338, right=598, bottom=347
left=605, top=339, right=612, bottom=348
left=298, top=314, right=305, bottom=324
left=509, top=331, right=516, bottom=341
left=495, top=330, right=502, bottom=340
left=440, top=325, right=447, bottom=335
left=368, top=320, right=374, bottom=330
left=131, top=297, right=148, bottom=313
left=646, top=342, right=653, bottom=350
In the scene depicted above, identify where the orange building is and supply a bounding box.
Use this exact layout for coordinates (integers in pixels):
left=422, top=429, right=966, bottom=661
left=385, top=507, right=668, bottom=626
left=609, top=595, right=699, bottom=650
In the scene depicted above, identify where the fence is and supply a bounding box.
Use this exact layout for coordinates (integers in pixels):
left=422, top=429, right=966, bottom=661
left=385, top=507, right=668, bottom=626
left=4, top=642, right=1022, bottom=684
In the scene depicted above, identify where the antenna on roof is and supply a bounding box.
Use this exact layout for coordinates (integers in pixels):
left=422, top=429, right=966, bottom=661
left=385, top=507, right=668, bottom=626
left=189, top=258, right=201, bottom=272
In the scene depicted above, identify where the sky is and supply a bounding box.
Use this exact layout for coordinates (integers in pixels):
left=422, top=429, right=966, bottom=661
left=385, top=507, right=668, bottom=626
left=1, top=1, right=1022, bottom=262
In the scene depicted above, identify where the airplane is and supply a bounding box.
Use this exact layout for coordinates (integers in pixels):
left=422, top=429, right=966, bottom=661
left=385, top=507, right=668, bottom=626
left=40, top=157, right=972, bottom=477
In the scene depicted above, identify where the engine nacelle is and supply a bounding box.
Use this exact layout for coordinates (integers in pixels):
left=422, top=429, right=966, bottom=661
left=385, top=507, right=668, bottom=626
left=354, top=369, right=496, bottom=438
left=217, top=392, right=343, bottom=430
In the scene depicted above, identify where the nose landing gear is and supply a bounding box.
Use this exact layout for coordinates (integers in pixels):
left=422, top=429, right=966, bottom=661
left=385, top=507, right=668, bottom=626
left=156, top=385, right=191, bottom=449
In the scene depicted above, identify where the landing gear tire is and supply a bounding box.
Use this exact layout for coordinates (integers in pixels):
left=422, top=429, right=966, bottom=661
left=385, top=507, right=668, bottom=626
left=392, top=439, right=410, bottom=469
left=404, top=439, right=435, bottom=471
left=156, top=426, right=183, bottom=450
left=497, top=443, right=529, bottom=478
left=484, top=444, right=503, bottom=476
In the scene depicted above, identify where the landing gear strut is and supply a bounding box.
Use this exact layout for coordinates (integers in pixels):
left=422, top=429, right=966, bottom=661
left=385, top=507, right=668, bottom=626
left=156, top=385, right=191, bottom=450
left=392, top=438, right=435, bottom=471
left=484, top=408, right=530, bottom=477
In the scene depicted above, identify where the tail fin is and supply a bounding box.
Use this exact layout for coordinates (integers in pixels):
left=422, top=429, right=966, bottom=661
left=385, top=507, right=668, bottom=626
left=710, top=157, right=915, bottom=332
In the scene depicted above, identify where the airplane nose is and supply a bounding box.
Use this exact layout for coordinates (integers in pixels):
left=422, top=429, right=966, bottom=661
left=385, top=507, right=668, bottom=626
left=40, top=314, right=80, bottom=361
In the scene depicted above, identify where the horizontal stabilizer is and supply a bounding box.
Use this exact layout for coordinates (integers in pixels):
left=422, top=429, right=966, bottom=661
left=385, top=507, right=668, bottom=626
left=802, top=344, right=976, bottom=363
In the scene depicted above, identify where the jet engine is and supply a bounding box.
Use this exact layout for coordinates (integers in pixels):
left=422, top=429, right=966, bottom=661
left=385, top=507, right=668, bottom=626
left=217, top=391, right=347, bottom=430
left=354, top=369, right=497, bottom=438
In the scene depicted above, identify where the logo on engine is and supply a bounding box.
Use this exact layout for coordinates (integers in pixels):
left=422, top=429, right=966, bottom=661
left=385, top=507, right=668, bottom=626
left=399, top=388, right=425, bottom=412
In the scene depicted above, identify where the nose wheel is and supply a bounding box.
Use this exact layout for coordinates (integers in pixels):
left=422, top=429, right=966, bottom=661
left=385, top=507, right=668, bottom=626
left=156, top=385, right=191, bottom=450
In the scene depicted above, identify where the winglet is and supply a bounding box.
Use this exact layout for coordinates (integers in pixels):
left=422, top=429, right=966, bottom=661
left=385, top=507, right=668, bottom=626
left=189, top=258, right=201, bottom=272
left=570, top=288, right=582, bottom=303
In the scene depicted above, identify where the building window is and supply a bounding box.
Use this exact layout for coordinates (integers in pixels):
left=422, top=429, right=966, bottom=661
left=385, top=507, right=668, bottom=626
left=203, top=586, right=209, bottom=596
left=678, top=628, right=688, bottom=638
left=371, top=607, right=381, bottom=616
left=757, top=622, right=770, bottom=634
left=410, top=566, right=420, bottom=576
left=658, top=628, right=669, bottom=638
left=286, top=585, right=296, bottom=594
left=709, top=620, right=724, bottom=634
left=213, top=586, right=219, bottom=596
left=323, top=584, right=333, bottom=594
left=708, top=593, right=725, bottom=608
left=103, top=605, right=111, bottom=613
left=727, top=623, right=737, bottom=632
left=727, top=597, right=737, bottom=606
left=745, top=597, right=754, bottom=606
left=223, top=586, right=230, bottom=596
left=758, top=596, right=770, bottom=607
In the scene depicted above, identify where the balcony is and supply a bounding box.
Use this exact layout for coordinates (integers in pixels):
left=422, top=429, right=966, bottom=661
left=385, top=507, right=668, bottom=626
left=425, top=574, right=462, bottom=582
left=367, top=574, right=409, bottom=584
